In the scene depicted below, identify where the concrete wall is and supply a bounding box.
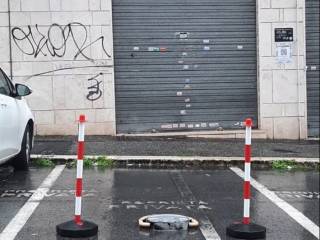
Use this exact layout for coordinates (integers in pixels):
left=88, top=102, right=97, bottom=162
left=0, top=0, right=311, bottom=139
left=0, top=0, right=116, bottom=135
left=0, top=1, right=10, bottom=74
left=257, top=0, right=308, bottom=139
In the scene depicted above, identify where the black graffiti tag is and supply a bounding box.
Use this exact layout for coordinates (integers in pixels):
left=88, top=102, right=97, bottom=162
left=11, top=22, right=111, bottom=61
left=87, top=73, right=103, bottom=101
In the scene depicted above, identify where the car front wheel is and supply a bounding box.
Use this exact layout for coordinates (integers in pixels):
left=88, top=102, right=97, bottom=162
left=12, top=126, right=31, bottom=170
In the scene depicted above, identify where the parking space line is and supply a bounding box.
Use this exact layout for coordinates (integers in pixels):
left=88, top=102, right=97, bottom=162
left=170, top=172, right=221, bottom=240
left=230, top=167, right=320, bottom=239
left=0, top=165, right=65, bottom=240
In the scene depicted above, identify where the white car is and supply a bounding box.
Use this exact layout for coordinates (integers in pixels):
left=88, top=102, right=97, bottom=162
left=0, top=68, right=34, bottom=170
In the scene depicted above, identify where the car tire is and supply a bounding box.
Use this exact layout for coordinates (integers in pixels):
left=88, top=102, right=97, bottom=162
left=12, top=126, right=32, bottom=171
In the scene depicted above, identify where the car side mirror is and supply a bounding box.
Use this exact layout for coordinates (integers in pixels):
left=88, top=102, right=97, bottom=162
left=15, top=84, right=32, bottom=97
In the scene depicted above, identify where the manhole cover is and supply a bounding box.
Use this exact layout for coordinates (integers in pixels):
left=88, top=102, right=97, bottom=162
left=139, top=214, right=198, bottom=231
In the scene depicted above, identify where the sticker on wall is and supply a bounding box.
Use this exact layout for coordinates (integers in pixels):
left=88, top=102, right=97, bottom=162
left=148, top=47, right=160, bottom=52
left=177, top=91, right=183, bottom=96
left=195, top=124, right=200, bottom=128
left=237, top=45, right=243, bottom=50
left=203, top=39, right=210, bottom=44
left=160, top=47, right=167, bottom=52
left=203, top=46, right=210, bottom=51
left=209, top=122, right=219, bottom=128
left=161, top=124, right=173, bottom=129
left=183, top=65, right=189, bottom=70
left=186, top=104, right=191, bottom=108
left=275, top=28, right=294, bottom=42
left=133, top=47, right=140, bottom=51
left=184, top=98, right=191, bottom=103
left=178, top=60, right=184, bottom=64
left=276, top=44, right=292, bottom=64
left=180, top=110, right=187, bottom=115
left=201, top=123, right=207, bottom=128
left=182, top=52, right=188, bottom=56
left=311, top=66, right=317, bottom=71
left=176, top=32, right=189, bottom=39
left=234, top=121, right=246, bottom=127
left=184, top=84, right=191, bottom=89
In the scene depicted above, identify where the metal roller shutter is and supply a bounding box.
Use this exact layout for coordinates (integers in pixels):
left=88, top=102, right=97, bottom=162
left=113, top=0, right=257, bottom=133
left=306, top=0, right=320, bottom=137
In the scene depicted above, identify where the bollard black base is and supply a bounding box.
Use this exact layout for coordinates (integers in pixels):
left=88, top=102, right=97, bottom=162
left=226, top=222, right=266, bottom=239
left=56, top=220, right=98, bottom=238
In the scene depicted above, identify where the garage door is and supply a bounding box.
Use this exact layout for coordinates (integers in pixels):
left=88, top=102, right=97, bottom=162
left=306, top=0, right=320, bottom=137
left=113, top=0, right=257, bottom=133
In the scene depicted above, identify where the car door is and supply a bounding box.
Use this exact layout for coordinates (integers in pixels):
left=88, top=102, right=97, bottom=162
left=0, top=70, right=20, bottom=162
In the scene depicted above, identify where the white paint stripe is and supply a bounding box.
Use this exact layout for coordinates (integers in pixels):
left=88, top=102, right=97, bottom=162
left=30, top=155, right=320, bottom=163
left=244, top=162, right=251, bottom=181
left=0, top=165, right=65, bottom=240
left=230, top=167, right=320, bottom=239
left=75, top=197, right=82, bottom=215
left=199, top=218, right=221, bottom=240
left=170, top=172, right=221, bottom=240
left=243, top=199, right=250, bottom=218
left=245, top=127, right=251, bottom=145
left=78, top=124, right=85, bottom=141
left=76, top=160, right=83, bottom=179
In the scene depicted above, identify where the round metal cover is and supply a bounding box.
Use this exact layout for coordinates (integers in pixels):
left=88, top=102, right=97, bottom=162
left=139, top=214, right=199, bottom=231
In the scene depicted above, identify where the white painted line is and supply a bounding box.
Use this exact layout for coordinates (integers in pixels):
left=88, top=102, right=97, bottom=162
left=230, top=167, right=320, bottom=239
left=0, top=165, right=65, bottom=240
left=30, top=154, right=320, bottom=163
left=170, top=172, right=221, bottom=240
left=199, top=218, right=222, bottom=240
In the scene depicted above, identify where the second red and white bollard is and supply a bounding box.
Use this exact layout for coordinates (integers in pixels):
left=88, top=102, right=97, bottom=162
left=56, top=115, right=98, bottom=239
left=226, top=118, right=266, bottom=239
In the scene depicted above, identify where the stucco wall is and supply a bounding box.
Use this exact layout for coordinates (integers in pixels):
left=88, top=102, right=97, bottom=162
left=257, top=0, right=308, bottom=139
left=0, top=0, right=116, bottom=135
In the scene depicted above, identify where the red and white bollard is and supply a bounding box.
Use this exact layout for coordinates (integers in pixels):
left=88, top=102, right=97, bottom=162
left=75, top=115, right=85, bottom=225
left=243, top=118, right=252, bottom=225
left=56, top=115, right=98, bottom=239
left=226, top=118, right=266, bottom=239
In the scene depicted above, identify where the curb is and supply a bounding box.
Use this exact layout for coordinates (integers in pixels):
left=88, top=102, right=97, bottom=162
left=31, top=155, right=320, bottom=163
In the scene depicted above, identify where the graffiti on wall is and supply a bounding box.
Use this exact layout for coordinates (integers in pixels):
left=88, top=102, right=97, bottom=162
left=11, top=22, right=111, bottom=61
left=11, top=22, right=113, bottom=102
left=87, top=73, right=103, bottom=101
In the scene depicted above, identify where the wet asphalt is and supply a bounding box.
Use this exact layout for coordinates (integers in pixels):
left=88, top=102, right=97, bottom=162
left=0, top=166, right=319, bottom=240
